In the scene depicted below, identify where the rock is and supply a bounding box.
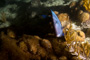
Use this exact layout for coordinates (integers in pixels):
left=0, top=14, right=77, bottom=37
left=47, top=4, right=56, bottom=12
left=0, top=32, right=30, bottom=60
left=27, top=39, right=39, bottom=54
left=59, top=56, right=67, bottom=60
left=41, top=39, right=52, bottom=49
left=37, top=47, right=47, bottom=57
left=51, top=38, right=67, bottom=55
left=19, top=41, right=28, bottom=52
left=34, top=35, right=41, bottom=40
left=49, top=54, right=57, bottom=60
left=22, top=35, right=40, bottom=54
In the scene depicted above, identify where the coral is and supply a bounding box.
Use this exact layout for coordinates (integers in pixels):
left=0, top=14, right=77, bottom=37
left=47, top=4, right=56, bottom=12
left=67, top=41, right=90, bottom=60
left=63, top=23, right=90, bottom=59
left=54, top=11, right=59, bottom=15
left=58, top=13, right=69, bottom=22
left=78, top=11, right=90, bottom=22
left=64, top=24, right=76, bottom=44
left=83, top=0, right=90, bottom=12
left=64, top=23, right=85, bottom=44
left=81, top=42, right=90, bottom=57
left=58, top=13, right=70, bottom=27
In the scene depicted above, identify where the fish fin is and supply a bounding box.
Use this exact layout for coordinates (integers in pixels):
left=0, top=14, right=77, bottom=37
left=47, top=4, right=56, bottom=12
left=51, top=10, right=64, bottom=37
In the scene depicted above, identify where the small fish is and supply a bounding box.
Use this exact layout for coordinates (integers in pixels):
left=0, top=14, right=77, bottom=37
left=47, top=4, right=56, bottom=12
left=51, top=10, right=64, bottom=37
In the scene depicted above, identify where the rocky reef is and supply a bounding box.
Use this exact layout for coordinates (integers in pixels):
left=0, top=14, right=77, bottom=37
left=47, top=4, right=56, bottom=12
left=0, top=0, right=90, bottom=60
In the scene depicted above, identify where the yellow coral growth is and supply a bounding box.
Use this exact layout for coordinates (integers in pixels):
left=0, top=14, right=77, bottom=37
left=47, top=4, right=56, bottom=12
left=64, top=24, right=76, bottom=44
left=83, top=0, right=90, bottom=12
left=83, top=42, right=90, bottom=57
left=64, top=23, right=90, bottom=58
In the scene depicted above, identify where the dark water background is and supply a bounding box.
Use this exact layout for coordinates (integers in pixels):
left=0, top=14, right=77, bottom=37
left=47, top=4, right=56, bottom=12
left=0, top=0, right=78, bottom=36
